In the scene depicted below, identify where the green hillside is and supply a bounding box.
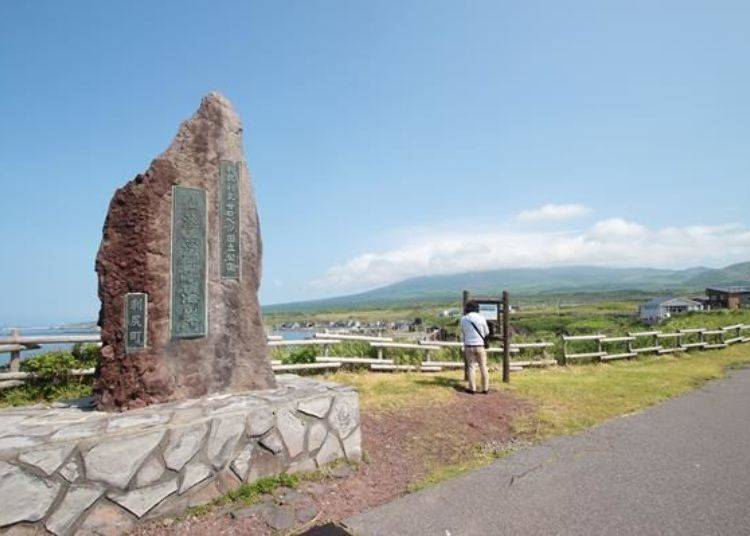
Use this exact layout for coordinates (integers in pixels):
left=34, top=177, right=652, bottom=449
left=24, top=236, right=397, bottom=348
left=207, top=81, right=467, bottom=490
left=264, top=262, right=750, bottom=313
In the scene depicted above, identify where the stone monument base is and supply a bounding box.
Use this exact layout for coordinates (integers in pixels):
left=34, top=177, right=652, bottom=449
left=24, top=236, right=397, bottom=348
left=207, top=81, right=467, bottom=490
left=0, top=376, right=361, bottom=535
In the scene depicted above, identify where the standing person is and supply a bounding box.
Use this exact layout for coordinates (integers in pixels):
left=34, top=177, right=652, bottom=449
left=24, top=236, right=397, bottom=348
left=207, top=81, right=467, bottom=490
left=460, top=301, right=490, bottom=394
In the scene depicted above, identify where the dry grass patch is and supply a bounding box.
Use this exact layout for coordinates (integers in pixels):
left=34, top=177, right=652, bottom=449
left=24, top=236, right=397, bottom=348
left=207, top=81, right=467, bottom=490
left=508, top=345, right=750, bottom=440
left=325, top=370, right=459, bottom=411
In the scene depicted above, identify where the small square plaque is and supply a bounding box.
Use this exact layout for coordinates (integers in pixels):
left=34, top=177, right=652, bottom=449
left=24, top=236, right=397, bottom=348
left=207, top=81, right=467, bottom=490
left=125, top=293, right=148, bottom=352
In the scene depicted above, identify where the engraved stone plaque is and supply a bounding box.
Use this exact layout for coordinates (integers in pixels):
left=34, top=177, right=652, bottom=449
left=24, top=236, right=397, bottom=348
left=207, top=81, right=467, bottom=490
left=171, top=186, right=207, bottom=338
left=220, top=160, right=241, bottom=279
left=125, top=293, right=147, bottom=352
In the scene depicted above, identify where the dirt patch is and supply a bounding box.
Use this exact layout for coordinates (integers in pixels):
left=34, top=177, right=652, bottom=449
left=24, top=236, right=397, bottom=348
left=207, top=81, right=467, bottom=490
left=133, top=383, right=529, bottom=535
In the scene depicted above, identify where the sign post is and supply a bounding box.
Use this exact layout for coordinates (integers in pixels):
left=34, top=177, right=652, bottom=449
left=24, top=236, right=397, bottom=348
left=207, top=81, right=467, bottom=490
left=502, top=290, right=511, bottom=383
left=462, top=290, right=470, bottom=381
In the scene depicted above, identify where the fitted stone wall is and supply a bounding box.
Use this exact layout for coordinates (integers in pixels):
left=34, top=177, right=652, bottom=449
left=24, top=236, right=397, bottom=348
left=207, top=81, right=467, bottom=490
left=0, top=376, right=360, bottom=535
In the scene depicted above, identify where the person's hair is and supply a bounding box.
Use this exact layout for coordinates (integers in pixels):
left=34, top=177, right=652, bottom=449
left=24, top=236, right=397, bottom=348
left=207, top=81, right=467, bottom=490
left=464, top=301, right=479, bottom=314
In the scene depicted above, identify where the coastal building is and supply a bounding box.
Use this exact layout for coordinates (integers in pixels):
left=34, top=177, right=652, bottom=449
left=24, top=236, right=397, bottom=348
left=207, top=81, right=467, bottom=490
left=706, top=286, right=750, bottom=310
left=639, top=297, right=703, bottom=323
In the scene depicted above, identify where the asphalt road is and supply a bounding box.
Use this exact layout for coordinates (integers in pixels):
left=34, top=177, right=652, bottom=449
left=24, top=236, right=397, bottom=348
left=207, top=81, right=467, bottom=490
left=344, top=367, right=750, bottom=536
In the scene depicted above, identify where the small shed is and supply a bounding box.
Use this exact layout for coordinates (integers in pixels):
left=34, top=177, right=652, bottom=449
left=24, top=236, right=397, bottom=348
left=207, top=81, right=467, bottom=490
left=706, top=286, right=750, bottom=310
left=639, top=297, right=703, bottom=323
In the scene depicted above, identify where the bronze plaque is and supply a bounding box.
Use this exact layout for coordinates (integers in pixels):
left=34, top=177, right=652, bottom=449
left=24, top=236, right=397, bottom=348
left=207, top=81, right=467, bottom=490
left=220, top=160, right=241, bottom=279
left=125, top=293, right=147, bottom=352
left=171, top=186, right=207, bottom=338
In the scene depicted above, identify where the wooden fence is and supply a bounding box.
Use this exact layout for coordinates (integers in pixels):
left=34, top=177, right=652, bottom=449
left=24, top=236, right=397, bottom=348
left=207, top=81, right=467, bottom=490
left=316, top=338, right=556, bottom=373
left=562, top=324, right=750, bottom=364
left=3, top=323, right=749, bottom=390
left=0, top=333, right=355, bottom=390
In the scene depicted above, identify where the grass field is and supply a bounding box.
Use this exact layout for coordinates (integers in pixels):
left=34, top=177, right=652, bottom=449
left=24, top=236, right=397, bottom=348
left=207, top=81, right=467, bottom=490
left=508, top=344, right=750, bottom=439
left=333, top=343, right=750, bottom=436
left=268, top=297, right=750, bottom=342
left=326, top=343, right=750, bottom=487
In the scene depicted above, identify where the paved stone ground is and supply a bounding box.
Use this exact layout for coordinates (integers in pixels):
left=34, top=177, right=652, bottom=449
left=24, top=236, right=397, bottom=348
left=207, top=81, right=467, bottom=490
left=345, top=367, right=750, bottom=536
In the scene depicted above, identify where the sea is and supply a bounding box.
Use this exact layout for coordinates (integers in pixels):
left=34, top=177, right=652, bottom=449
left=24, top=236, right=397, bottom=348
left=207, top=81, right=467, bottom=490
left=0, top=326, right=313, bottom=366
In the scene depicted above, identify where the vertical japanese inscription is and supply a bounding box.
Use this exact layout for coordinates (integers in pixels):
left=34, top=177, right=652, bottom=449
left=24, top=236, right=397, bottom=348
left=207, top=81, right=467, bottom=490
left=220, top=160, right=241, bottom=279
left=171, top=186, right=207, bottom=338
left=125, top=293, right=147, bottom=352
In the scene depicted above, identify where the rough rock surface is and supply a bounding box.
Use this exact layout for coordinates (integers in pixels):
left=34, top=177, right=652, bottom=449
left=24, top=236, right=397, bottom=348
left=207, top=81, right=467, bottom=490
left=179, top=461, right=212, bottom=494
left=108, top=478, right=179, bottom=518
left=84, top=431, right=164, bottom=488
left=18, top=444, right=74, bottom=476
left=307, top=420, right=328, bottom=452
left=94, top=92, right=276, bottom=410
left=0, top=461, right=61, bottom=526
left=77, top=502, right=135, bottom=535
left=45, top=483, right=103, bottom=536
left=276, top=407, right=306, bottom=457
left=163, top=423, right=208, bottom=471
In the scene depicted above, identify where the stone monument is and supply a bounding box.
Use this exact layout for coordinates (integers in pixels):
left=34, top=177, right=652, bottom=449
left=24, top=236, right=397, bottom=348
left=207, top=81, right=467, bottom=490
left=0, top=94, right=362, bottom=533
left=94, top=92, right=276, bottom=410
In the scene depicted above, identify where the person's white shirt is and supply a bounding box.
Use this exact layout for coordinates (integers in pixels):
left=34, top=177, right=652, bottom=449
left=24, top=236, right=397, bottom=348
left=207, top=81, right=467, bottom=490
left=461, top=311, right=490, bottom=347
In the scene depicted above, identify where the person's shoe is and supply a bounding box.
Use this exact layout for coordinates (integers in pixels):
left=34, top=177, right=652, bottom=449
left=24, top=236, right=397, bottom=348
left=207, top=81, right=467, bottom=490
left=481, top=390, right=489, bottom=394
left=464, top=388, right=476, bottom=394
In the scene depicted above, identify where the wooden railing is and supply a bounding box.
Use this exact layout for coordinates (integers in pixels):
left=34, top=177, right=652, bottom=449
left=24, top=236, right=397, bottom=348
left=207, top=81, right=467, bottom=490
left=0, top=332, right=355, bottom=388
left=0, top=329, right=101, bottom=372
left=3, top=323, right=748, bottom=388
left=562, top=324, right=750, bottom=364
left=312, top=338, right=556, bottom=373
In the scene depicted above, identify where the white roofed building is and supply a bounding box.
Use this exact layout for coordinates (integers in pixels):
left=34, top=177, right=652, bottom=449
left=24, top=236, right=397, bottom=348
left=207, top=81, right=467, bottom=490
left=639, top=297, right=703, bottom=323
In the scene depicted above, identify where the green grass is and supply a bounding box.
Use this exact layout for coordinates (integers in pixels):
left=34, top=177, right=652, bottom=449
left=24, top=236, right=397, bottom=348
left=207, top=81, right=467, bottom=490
left=0, top=382, right=92, bottom=407
left=327, top=344, right=750, bottom=491
left=326, top=370, right=459, bottom=411
left=509, top=344, right=750, bottom=440
left=184, top=473, right=300, bottom=518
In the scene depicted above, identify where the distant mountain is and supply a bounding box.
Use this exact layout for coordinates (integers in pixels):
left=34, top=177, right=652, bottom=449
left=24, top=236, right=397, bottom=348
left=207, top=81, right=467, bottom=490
left=265, top=262, right=750, bottom=312
left=684, top=262, right=750, bottom=287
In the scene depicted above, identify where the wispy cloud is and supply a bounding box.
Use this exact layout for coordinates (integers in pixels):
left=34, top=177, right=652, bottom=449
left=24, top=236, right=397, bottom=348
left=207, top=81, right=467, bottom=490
left=312, top=218, right=750, bottom=294
left=517, top=203, right=592, bottom=222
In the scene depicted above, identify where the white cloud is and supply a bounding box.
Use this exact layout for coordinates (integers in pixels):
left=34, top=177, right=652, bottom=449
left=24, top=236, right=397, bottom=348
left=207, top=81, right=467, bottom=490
left=517, top=203, right=592, bottom=222
left=313, top=218, right=750, bottom=294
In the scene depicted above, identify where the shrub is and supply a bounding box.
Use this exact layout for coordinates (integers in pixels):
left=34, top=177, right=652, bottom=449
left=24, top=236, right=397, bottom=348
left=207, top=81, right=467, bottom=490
left=71, top=343, right=101, bottom=368
left=282, top=345, right=318, bottom=364
left=21, top=351, right=82, bottom=383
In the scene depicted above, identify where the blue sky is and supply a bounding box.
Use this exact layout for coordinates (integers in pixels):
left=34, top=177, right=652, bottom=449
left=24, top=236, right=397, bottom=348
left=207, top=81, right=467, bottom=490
left=1, top=0, right=749, bottom=326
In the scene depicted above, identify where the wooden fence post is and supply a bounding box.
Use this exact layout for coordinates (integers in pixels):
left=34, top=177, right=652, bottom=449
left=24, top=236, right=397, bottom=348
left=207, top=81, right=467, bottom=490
left=9, top=328, right=21, bottom=373
left=462, top=290, right=470, bottom=381
left=502, top=290, right=510, bottom=383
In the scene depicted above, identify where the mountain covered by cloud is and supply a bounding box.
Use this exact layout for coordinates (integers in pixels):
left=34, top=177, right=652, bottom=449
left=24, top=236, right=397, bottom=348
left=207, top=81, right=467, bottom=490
left=267, top=261, right=750, bottom=312
left=314, top=217, right=750, bottom=295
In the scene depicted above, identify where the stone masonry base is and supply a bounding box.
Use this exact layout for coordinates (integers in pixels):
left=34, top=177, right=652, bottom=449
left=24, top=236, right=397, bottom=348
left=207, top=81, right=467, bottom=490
left=0, top=375, right=361, bottom=535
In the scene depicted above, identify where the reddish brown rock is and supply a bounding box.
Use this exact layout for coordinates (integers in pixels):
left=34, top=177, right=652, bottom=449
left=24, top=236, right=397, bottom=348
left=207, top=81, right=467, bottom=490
left=94, top=92, right=276, bottom=411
